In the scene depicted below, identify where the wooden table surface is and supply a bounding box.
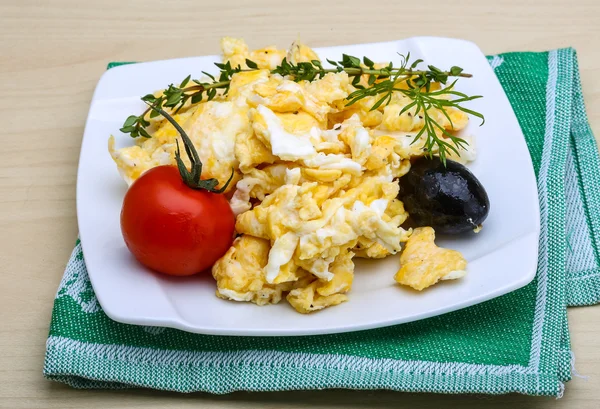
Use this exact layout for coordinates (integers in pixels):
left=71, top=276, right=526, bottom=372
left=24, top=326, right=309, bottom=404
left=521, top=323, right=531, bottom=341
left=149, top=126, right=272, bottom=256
left=1, top=0, right=599, bottom=407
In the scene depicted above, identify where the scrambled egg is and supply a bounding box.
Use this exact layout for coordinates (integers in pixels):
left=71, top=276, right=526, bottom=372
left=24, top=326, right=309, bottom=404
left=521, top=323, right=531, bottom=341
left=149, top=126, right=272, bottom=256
left=212, top=235, right=295, bottom=305
left=394, top=227, right=467, bottom=291
left=109, top=37, right=474, bottom=313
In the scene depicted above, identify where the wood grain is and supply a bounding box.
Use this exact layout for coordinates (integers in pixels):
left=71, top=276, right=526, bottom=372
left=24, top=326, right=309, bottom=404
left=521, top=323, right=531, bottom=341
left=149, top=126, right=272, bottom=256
left=1, top=0, right=599, bottom=407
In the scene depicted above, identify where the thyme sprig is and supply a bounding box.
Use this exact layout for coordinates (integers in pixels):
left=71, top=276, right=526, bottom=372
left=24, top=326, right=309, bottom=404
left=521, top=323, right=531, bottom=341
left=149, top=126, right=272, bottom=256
left=121, top=52, right=483, bottom=162
left=144, top=101, right=234, bottom=193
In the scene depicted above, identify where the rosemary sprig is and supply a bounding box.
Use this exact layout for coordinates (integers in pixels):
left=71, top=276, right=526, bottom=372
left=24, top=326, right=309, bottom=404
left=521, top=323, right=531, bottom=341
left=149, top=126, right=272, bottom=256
left=121, top=52, right=483, bottom=163
left=345, top=53, right=484, bottom=163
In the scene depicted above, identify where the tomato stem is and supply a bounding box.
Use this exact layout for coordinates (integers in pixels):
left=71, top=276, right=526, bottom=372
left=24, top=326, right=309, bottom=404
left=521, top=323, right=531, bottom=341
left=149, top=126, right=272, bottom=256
left=144, top=102, right=234, bottom=193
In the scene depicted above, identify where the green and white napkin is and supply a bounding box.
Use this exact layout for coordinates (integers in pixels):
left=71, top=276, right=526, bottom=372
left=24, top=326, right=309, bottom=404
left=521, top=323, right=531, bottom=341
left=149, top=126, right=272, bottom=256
left=44, top=48, right=600, bottom=396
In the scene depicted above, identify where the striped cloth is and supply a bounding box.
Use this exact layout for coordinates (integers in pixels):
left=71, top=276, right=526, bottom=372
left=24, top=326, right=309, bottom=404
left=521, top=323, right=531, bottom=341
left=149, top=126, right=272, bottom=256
left=43, top=48, right=600, bottom=396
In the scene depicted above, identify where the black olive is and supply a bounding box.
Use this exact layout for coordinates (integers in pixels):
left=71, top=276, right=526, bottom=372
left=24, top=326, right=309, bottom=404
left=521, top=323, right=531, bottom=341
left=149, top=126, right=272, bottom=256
left=398, top=156, right=490, bottom=234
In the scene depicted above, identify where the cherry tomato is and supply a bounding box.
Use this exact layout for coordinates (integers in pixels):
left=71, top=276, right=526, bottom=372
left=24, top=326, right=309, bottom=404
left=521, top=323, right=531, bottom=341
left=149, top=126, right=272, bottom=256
left=121, top=165, right=235, bottom=276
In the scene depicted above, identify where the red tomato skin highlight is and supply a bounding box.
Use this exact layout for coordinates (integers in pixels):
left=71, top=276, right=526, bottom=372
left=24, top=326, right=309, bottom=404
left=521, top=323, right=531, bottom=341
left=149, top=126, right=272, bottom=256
left=120, top=166, right=235, bottom=276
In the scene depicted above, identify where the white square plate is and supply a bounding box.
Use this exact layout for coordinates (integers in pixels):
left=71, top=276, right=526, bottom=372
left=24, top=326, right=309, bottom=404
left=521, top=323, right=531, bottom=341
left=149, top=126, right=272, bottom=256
left=77, top=37, right=540, bottom=336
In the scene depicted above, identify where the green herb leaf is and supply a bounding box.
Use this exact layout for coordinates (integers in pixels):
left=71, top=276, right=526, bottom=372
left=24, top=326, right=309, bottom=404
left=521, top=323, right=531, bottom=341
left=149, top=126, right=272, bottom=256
left=370, top=93, right=392, bottom=111
left=399, top=100, right=417, bottom=116
left=180, top=74, right=191, bottom=88
left=141, top=94, right=156, bottom=102
left=342, top=54, right=361, bottom=68
left=138, top=127, right=152, bottom=138
left=201, top=71, right=215, bottom=81
left=410, top=58, right=423, bottom=69
left=123, top=115, right=139, bottom=127
left=164, top=90, right=183, bottom=107
left=191, top=93, right=203, bottom=104
left=246, top=59, right=258, bottom=69
left=428, top=65, right=441, bottom=73
left=412, top=77, right=426, bottom=88
left=450, top=66, right=463, bottom=76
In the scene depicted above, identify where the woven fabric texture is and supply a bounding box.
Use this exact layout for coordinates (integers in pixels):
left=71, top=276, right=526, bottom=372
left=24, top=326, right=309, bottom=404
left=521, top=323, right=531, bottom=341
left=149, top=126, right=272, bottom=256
left=43, top=48, right=600, bottom=396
